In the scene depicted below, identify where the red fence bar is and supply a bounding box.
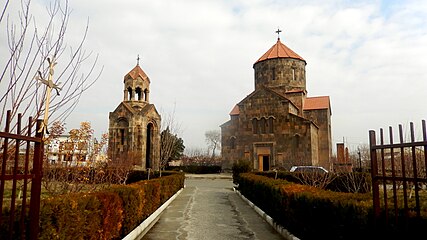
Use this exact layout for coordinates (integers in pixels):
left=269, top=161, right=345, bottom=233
left=0, top=111, right=44, bottom=240
left=369, top=130, right=380, bottom=221
left=20, top=116, right=33, bottom=240
left=8, top=113, right=22, bottom=238
left=0, top=110, right=11, bottom=223
left=379, top=128, right=389, bottom=224
left=389, top=126, right=398, bottom=225
left=29, top=119, right=44, bottom=240
left=410, top=122, right=421, bottom=217
left=369, top=120, right=427, bottom=233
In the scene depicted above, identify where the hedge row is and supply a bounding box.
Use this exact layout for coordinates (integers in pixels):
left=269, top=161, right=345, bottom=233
left=253, top=170, right=372, bottom=193
left=238, top=173, right=374, bottom=240
left=237, top=173, right=427, bottom=239
left=38, top=172, right=185, bottom=240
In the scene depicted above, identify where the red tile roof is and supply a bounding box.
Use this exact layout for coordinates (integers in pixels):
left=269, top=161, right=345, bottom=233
left=255, top=39, right=305, bottom=64
left=303, top=96, right=330, bottom=110
left=229, top=105, right=240, bottom=115
left=126, top=65, right=148, bottom=80
left=285, top=89, right=305, bottom=94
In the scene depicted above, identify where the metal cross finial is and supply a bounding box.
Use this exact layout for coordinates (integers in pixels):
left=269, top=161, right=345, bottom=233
left=276, top=28, right=282, bottom=40
left=137, top=54, right=140, bottom=66
left=35, top=57, right=61, bottom=136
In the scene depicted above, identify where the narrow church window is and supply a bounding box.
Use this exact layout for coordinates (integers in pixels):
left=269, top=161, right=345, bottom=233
left=230, top=137, right=236, bottom=149
left=127, top=87, right=132, bottom=101
left=135, top=87, right=142, bottom=100
left=260, top=117, right=266, bottom=134
left=252, top=118, right=258, bottom=134
left=294, top=134, right=300, bottom=147
left=292, top=68, right=296, bottom=81
left=272, top=67, right=276, bottom=80
left=120, top=129, right=125, bottom=145
left=268, top=117, right=274, bottom=133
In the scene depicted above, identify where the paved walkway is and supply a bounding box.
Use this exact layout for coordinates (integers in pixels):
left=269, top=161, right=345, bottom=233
left=142, top=174, right=284, bottom=240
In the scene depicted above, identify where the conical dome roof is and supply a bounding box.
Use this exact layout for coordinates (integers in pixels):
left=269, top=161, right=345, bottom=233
left=255, top=38, right=305, bottom=64
left=125, top=64, right=149, bottom=81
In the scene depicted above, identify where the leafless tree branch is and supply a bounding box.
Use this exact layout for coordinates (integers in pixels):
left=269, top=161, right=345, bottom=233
left=0, top=0, right=102, bottom=136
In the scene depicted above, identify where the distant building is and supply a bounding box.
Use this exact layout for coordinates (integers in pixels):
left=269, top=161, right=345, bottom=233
left=108, top=61, right=161, bottom=170
left=334, top=143, right=352, bottom=172
left=221, top=34, right=332, bottom=171
left=46, top=134, right=90, bottom=166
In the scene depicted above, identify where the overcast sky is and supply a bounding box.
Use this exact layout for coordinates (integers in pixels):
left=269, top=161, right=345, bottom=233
left=2, top=0, right=427, bottom=154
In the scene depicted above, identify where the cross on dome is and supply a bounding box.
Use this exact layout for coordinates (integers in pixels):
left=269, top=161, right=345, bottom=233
left=275, top=28, right=282, bottom=40
left=137, top=54, right=140, bottom=66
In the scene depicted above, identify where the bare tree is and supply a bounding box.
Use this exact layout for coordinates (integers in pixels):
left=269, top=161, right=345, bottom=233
left=293, top=172, right=337, bottom=190
left=0, top=0, right=102, bottom=134
left=205, top=130, right=220, bottom=159
left=159, top=105, right=182, bottom=175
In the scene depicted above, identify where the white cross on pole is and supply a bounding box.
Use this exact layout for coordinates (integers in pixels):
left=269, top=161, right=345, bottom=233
left=35, top=57, right=61, bottom=135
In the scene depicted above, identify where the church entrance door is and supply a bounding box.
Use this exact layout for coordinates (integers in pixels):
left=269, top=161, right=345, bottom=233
left=258, top=155, right=270, bottom=171
left=263, top=155, right=270, bottom=171
left=255, top=145, right=272, bottom=171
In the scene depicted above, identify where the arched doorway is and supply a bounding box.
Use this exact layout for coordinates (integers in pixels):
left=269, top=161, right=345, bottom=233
left=146, top=123, right=153, bottom=169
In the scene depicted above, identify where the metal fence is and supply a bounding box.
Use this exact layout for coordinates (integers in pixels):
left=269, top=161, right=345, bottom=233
left=369, top=120, right=427, bottom=231
left=0, top=110, right=44, bottom=240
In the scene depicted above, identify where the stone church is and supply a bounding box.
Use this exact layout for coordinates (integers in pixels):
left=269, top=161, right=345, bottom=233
left=108, top=61, right=161, bottom=170
left=221, top=35, right=332, bottom=171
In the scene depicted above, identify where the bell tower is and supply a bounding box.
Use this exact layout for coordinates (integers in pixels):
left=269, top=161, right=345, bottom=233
left=108, top=56, right=161, bottom=170
left=123, top=55, right=150, bottom=106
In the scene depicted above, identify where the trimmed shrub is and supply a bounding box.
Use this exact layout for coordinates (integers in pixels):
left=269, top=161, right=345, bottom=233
left=39, top=191, right=123, bottom=240
left=232, top=160, right=252, bottom=184
left=36, top=172, right=184, bottom=240
left=237, top=173, right=373, bottom=240
left=237, top=172, right=426, bottom=240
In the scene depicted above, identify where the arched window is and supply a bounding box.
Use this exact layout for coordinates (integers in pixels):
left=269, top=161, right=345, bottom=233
left=120, top=129, right=125, bottom=145
left=252, top=118, right=258, bottom=134
left=294, top=134, right=300, bottom=147
left=117, top=118, right=129, bottom=146
left=127, top=87, right=132, bottom=101
left=260, top=117, right=266, bottom=134
left=291, top=68, right=296, bottom=81
left=135, top=87, right=142, bottom=100
left=230, top=137, right=236, bottom=149
left=268, top=117, right=274, bottom=133
left=272, top=67, right=276, bottom=80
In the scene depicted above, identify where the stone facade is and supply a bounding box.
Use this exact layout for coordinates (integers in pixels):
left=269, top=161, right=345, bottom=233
left=221, top=38, right=332, bottom=171
left=108, top=64, right=161, bottom=170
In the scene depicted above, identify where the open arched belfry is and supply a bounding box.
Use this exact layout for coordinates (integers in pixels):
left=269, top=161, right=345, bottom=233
left=221, top=32, right=332, bottom=171
left=108, top=60, right=161, bottom=170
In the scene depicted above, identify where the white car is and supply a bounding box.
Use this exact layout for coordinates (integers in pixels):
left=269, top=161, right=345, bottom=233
left=289, top=166, right=329, bottom=174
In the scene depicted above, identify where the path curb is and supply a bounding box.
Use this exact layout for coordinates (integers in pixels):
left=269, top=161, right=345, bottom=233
left=123, top=186, right=185, bottom=240
left=233, top=187, right=300, bottom=240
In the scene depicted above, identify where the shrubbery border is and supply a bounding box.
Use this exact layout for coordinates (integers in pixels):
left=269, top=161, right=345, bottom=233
left=38, top=172, right=185, bottom=240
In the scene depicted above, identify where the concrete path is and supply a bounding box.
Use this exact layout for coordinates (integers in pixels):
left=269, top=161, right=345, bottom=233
left=142, top=174, right=284, bottom=240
